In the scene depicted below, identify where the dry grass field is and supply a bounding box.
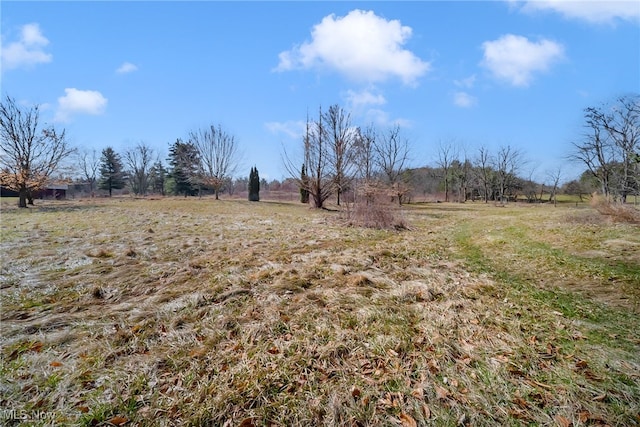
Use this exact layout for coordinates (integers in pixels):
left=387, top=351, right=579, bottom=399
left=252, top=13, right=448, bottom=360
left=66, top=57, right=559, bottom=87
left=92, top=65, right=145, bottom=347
left=1, top=197, right=639, bottom=426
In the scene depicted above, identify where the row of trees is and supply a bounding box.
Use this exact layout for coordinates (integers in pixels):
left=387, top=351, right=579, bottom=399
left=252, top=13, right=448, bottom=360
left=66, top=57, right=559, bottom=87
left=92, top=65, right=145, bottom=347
left=1, top=94, right=637, bottom=208
left=73, top=124, right=242, bottom=199
left=282, top=104, right=549, bottom=208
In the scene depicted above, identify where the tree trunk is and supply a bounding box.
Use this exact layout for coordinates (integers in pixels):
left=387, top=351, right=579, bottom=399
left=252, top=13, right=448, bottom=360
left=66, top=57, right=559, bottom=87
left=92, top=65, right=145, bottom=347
left=18, top=188, right=28, bottom=208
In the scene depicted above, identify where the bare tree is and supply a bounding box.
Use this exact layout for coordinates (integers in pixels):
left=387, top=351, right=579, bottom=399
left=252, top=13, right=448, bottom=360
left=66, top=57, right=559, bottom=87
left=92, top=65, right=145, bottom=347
left=323, top=104, right=358, bottom=206
left=77, top=148, right=100, bottom=196
left=546, top=167, right=563, bottom=206
left=571, top=95, right=640, bottom=202
left=283, top=108, right=335, bottom=209
left=493, top=145, right=523, bottom=202
left=436, top=140, right=458, bottom=202
left=354, top=124, right=377, bottom=182
left=474, top=145, right=493, bottom=203
left=189, top=124, right=240, bottom=200
left=124, top=142, right=154, bottom=196
left=0, top=96, right=73, bottom=207
left=374, top=125, right=411, bottom=205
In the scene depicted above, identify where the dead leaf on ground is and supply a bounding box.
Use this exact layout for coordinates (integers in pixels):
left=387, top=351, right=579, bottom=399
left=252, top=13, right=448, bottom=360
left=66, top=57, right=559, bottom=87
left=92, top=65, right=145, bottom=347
left=399, top=412, right=417, bottom=427
left=108, top=416, right=128, bottom=426
left=410, top=386, right=424, bottom=399
left=554, top=414, right=572, bottom=427
left=238, top=418, right=256, bottom=427
left=351, top=386, right=361, bottom=399
left=435, top=385, right=449, bottom=400
left=421, top=403, right=431, bottom=419
left=49, top=361, right=63, bottom=367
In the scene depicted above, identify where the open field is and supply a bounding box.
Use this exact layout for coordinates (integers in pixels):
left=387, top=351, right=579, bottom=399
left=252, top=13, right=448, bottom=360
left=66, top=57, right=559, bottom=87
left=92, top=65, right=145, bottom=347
left=1, top=197, right=639, bottom=426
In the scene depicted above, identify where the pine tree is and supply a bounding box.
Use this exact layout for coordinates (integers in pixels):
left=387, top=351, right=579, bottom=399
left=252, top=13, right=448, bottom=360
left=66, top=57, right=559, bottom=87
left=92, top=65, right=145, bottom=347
left=300, top=163, right=310, bottom=203
left=248, top=166, right=260, bottom=201
left=149, top=161, right=167, bottom=195
left=167, top=139, right=200, bottom=197
left=98, top=147, right=125, bottom=197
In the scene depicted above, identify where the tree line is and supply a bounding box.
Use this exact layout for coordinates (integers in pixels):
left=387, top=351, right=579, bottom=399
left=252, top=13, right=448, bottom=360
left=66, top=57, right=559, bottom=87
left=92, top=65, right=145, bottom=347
left=1, top=94, right=638, bottom=208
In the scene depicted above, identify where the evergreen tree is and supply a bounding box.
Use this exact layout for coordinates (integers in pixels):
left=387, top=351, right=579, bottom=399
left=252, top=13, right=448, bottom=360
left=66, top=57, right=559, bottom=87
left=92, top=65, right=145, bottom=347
left=248, top=166, right=260, bottom=201
left=300, top=163, right=310, bottom=203
left=149, top=161, right=167, bottom=195
left=168, top=139, right=199, bottom=197
left=98, top=147, right=125, bottom=197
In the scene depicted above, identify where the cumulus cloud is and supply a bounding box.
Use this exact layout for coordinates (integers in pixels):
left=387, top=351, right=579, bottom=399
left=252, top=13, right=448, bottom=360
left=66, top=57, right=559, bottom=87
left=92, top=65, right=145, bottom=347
left=54, top=88, right=108, bottom=122
left=275, top=9, right=430, bottom=85
left=480, top=34, right=564, bottom=87
left=1, top=23, right=52, bottom=70
left=511, top=0, right=639, bottom=24
left=453, top=91, right=478, bottom=108
left=116, top=62, right=138, bottom=74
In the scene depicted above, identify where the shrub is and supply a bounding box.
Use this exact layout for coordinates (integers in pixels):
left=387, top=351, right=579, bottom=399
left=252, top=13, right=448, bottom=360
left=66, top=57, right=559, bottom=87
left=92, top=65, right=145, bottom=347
left=342, top=181, right=408, bottom=230
left=590, top=193, right=640, bottom=224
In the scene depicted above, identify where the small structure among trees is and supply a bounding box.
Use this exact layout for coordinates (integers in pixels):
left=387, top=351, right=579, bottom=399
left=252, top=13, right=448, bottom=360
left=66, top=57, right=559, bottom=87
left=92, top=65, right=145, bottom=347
left=248, top=166, right=260, bottom=201
left=0, top=95, right=73, bottom=207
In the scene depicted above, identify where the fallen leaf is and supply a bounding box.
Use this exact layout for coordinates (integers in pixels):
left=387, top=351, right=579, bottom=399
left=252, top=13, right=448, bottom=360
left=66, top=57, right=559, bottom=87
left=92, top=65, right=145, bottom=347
left=49, top=361, right=63, bottom=367
left=513, top=396, right=529, bottom=408
left=435, top=385, right=449, bottom=400
left=351, top=386, right=361, bottom=399
left=189, top=347, right=207, bottom=358
left=575, top=360, right=588, bottom=370
left=237, top=418, right=256, bottom=427
left=421, top=403, right=431, bottom=419
left=578, top=411, right=589, bottom=423
left=109, top=416, right=128, bottom=426
left=399, top=412, right=417, bottom=427
left=77, top=406, right=89, bottom=413
left=410, top=387, right=424, bottom=399
left=554, top=414, right=571, bottom=427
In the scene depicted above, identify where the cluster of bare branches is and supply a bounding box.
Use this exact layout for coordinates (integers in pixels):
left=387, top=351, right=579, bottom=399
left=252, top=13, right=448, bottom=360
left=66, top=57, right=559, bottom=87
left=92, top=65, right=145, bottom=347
left=0, top=96, right=73, bottom=207
left=188, top=124, right=239, bottom=200
left=283, top=104, right=412, bottom=210
left=571, top=94, right=639, bottom=203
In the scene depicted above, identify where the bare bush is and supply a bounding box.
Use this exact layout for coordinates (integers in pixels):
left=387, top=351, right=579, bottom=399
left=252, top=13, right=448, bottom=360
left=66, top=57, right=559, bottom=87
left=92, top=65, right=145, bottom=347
left=343, top=181, right=408, bottom=230
left=590, top=193, right=640, bottom=224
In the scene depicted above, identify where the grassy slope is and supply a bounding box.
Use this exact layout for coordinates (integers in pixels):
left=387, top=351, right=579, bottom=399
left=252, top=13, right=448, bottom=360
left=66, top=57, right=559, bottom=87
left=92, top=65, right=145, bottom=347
left=0, top=198, right=638, bottom=426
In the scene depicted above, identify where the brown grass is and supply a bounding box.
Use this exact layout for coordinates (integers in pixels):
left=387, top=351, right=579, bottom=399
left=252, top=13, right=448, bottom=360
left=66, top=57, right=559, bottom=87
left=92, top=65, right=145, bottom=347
left=0, top=197, right=638, bottom=426
left=590, top=193, right=640, bottom=224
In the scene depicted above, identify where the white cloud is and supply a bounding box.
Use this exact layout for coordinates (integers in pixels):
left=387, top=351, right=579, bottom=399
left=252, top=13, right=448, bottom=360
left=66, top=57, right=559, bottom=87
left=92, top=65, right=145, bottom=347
left=265, top=120, right=306, bottom=140
left=453, top=91, right=478, bottom=108
left=1, top=23, right=52, bottom=70
left=513, top=0, right=639, bottom=24
left=454, top=75, right=476, bottom=89
left=275, top=9, right=430, bottom=85
left=116, top=62, right=138, bottom=74
left=480, top=34, right=564, bottom=87
left=344, top=89, right=387, bottom=110
left=54, top=88, right=108, bottom=122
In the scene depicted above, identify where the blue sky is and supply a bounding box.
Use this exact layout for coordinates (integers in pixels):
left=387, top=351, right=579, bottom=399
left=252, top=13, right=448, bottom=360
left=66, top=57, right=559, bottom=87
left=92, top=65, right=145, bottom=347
left=2, top=1, right=639, bottom=183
